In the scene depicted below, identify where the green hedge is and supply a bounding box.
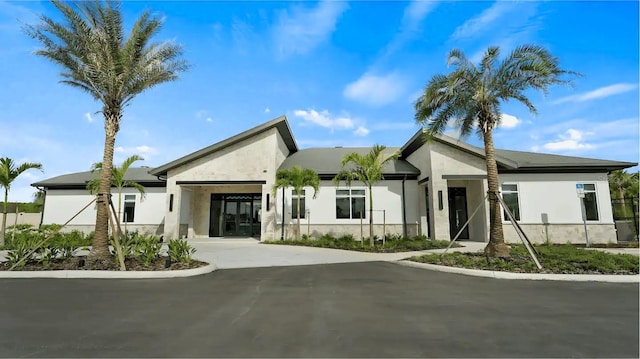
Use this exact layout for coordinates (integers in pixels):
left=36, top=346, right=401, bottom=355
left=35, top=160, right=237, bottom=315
left=264, top=234, right=457, bottom=253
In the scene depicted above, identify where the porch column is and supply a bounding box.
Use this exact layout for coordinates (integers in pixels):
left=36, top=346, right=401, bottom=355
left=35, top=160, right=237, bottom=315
left=163, top=185, right=182, bottom=240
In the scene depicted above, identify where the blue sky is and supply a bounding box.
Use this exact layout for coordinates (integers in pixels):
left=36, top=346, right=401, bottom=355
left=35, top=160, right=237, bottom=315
left=1, top=0, right=638, bottom=201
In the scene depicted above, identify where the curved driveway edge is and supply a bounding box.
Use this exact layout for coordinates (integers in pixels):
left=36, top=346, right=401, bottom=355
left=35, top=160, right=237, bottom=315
left=0, top=263, right=216, bottom=279
left=397, top=260, right=640, bottom=283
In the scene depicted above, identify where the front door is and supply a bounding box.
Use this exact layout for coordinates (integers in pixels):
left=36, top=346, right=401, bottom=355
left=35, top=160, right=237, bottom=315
left=448, top=187, right=469, bottom=240
left=210, top=194, right=262, bottom=237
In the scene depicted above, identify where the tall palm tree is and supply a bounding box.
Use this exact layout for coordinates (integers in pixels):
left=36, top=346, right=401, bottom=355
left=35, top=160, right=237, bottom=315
left=0, top=157, right=43, bottom=246
left=414, top=45, right=576, bottom=258
left=26, top=1, right=188, bottom=258
left=272, top=166, right=320, bottom=239
left=87, top=154, right=146, bottom=224
left=333, top=145, right=400, bottom=247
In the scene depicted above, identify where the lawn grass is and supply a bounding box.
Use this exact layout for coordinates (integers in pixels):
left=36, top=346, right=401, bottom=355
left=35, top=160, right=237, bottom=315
left=264, top=235, right=458, bottom=253
left=409, top=243, right=639, bottom=275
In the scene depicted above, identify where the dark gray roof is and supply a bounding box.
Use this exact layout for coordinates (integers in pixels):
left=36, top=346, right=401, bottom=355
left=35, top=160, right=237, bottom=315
left=31, top=167, right=164, bottom=189
left=278, top=147, right=420, bottom=179
left=401, top=130, right=636, bottom=173
left=150, top=115, right=298, bottom=176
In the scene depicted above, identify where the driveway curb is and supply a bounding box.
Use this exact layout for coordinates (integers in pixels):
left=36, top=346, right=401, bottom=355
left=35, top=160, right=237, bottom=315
left=0, top=263, right=216, bottom=279
left=397, top=260, right=640, bottom=283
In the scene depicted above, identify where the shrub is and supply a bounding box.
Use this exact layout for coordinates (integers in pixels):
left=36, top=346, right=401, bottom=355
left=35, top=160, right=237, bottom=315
left=134, top=236, right=163, bottom=266
left=168, top=239, right=196, bottom=264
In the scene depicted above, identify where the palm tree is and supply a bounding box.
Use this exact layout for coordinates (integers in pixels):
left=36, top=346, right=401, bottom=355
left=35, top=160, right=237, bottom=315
left=414, top=45, right=576, bottom=258
left=26, top=1, right=188, bottom=258
left=333, top=145, right=400, bottom=247
left=87, top=155, right=146, bottom=225
left=272, top=166, right=320, bottom=239
left=609, top=170, right=637, bottom=200
left=0, top=157, right=43, bottom=246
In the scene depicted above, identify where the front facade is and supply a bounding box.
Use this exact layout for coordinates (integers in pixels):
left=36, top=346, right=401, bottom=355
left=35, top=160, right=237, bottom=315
left=33, top=116, right=635, bottom=244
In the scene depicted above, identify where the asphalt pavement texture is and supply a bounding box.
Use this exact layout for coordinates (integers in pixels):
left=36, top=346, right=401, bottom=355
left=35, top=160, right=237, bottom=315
left=0, top=261, right=638, bottom=358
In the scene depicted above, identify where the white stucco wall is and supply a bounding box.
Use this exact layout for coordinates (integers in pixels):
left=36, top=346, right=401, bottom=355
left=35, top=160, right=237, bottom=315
left=499, top=172, right=613, bottom=224
left=41, top=187, right=166, bottom=232
left=163, top=127, right=289, bottom=239
left=274, top=180, right=419, bottom=237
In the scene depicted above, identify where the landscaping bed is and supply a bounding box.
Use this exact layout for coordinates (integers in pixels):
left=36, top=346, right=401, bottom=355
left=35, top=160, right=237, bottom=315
left=0, top=256, right=208, bottom=271
left=264, top=234, right=459, bottom=253
left=409, top=244, right=639, bottom=275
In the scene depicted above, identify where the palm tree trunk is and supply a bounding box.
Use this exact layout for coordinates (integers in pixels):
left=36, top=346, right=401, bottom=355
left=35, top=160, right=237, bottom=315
left=0, top=188, right=8, bottom=246
left=296, top=193, right=301, bottom=239
left=369, top=185, right=373, bottom=248
left=90, top=118, right=118, bottom=259
left=482, top=129, right=510, bottom=258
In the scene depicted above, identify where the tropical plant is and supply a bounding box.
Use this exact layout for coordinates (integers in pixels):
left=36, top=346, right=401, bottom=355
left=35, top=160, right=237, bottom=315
left=26, top=0, right=188, bottom=259
left=168, top=239, right=197, bottom=264
left=0, top=157, right=43, bottom=246
left=333, top=145, right=400, bottom=247
left=414, top=45, right=576, bottom=258
left=272, top=166, right=320, bottom=239
left=87, top=154, right=146, bottom=224
left=609, top=170, right=639, bottom=200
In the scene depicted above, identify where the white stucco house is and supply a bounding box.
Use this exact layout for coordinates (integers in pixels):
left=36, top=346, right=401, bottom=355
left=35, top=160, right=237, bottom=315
left=32, top=116, right=636, bottom=244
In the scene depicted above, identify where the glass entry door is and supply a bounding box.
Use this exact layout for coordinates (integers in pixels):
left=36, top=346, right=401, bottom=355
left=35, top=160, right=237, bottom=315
left=448, top=187, right=469, bottom=240
left=210, top=194, right=262, bottom=237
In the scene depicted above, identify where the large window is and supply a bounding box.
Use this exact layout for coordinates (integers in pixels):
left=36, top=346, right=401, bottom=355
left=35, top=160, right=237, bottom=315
left=501, top=184, right=520, bottom=221
left=336, top=189, right=365, bottom=219
left=123, top=195, right=136, bottom=223
left=291, top=189, right=306, bottom=219
left=583, top=183, right=599, bottom=221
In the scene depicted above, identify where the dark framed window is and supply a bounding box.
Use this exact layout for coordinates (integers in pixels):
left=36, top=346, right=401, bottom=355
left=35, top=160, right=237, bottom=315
left=336, top=189, right=365, bottom=219
left=291, top=189, right=306, bottom=219
left=123, top=195, right=136, bottom=223
left=501, top=184, right=520, bottom=221
left=583, top=184, right=599, bottom=221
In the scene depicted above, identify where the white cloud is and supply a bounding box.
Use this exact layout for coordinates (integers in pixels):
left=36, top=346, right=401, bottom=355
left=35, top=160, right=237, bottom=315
left=382, top=1, right=438, bottom=56
left=115, top=145, right=158, bottom=156
left=353, top=126, right=370, bottom=136
left=542, top=129, right=595, bottom=151
left=273, top=0, right=348, bottom=58
left=264, top=107, right=271, bottom=113
left=206, top=117, right=213, bottom=123
left=498, top=113, right=522, bottom=129
left=553, top=83, right=638, bottom=104
left=293, top=109, right=354, bottom=130
left=450, top=1, right=519, bottom=40
left=84, top=112, right=95, bottom=123
left=343, top=72, right=408, bottom=106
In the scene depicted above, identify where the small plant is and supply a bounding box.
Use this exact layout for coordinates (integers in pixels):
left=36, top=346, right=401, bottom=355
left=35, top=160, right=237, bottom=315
left=135, top=236, right=163, bottom=266
left=39, top=246, right=60, bottom=266
left=168, top=239, right=196, bottom=264
left=5, top=240, right=36, bottom=268
left=386, top=233, right=403, bottom=241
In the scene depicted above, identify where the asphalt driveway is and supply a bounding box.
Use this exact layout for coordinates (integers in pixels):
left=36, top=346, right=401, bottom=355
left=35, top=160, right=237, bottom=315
left=1, top=262, right=637, bottom=358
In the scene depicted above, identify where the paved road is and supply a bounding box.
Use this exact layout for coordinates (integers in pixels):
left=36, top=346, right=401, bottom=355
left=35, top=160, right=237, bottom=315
left=0, top=262, right=638, bottom=358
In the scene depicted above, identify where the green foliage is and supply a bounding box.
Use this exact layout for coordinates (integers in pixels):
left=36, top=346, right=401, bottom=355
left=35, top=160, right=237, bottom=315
left=135, top=237, right=163, bottom=266
left=411, top=244, right=639, bottom=274
left=3, top=226, right=91, bottom=251
left=39, top=246, right=60, bottom=267
left=5, top=237, right=38, bottom=268
left=168, top=239, right=196, bottom=264
left=265, top=234, right=456, bottom=253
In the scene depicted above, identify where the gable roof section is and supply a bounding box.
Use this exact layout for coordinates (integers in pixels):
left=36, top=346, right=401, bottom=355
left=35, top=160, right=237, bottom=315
left=150, top=115, right=298, bottom=176
left=31, top=167, right=164, bottom=189
left=278, top=147, right=420, bottom=180
left=401, top=129, right=636, bottom=173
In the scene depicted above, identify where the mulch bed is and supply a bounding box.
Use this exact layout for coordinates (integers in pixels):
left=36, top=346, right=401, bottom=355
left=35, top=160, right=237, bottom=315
left=0, top=256, right=208, bottom=271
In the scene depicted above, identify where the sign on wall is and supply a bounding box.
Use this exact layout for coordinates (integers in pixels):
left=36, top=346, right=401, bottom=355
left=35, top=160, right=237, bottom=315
left=575, top=183, right=585, bottom=198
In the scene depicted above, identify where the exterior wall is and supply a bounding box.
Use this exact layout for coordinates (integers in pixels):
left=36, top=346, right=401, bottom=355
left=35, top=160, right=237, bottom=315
left=499, top=172, right=616, bottom=244
left=447, top=179, right=487, bottom=242
left=274, top=180, right=419, bottom=239
left=406, top=143, right=432, bottom=237
left=164, top=127, right=289, bottom=240
left=2, top=213, right=41, bottom=228
left=41, top=187, right=166, bottom=233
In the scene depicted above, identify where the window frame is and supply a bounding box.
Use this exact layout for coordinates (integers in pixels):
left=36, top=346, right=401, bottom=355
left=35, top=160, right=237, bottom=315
left=501, top=183, right=521, bottom=222
left=335, top=188, right=366, bottom=220
left=123, top=194, right=136, bottom=223
left=582, top=183, right=599, bottom=221
left=291, top=189, right=306, bottom=219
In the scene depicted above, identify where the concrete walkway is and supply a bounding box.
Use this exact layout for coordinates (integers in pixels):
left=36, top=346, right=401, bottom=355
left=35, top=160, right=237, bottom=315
left=188, top=238, right=486, bottom=269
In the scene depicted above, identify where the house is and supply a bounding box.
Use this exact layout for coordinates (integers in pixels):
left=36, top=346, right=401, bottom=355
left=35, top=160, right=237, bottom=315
left=32, top=116, right=636, bottom=244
